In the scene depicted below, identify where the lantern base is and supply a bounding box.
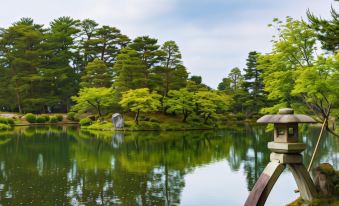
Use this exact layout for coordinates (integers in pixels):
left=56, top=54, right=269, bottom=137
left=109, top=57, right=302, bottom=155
left=268, top=142, right=306, bottom=153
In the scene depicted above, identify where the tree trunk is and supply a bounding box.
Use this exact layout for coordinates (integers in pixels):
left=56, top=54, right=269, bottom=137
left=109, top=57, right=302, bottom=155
left=183, top=111, right=189, bottom=122
left=135, top=109, right=140, bottom=125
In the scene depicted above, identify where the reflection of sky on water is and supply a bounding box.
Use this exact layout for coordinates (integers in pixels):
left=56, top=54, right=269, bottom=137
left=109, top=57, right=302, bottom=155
left=181, top=161, right=298, bottom=206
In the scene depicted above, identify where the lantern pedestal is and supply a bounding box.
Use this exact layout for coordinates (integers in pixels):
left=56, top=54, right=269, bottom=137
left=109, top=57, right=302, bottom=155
left=245, top=148, right=317, bottom=206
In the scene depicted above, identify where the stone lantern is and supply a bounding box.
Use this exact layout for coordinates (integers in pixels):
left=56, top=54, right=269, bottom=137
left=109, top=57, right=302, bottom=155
left=245, top=108, right=318, bottom=206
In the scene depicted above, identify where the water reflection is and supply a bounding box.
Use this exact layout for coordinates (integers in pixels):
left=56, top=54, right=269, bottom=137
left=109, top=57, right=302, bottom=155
left=0, top=125, right=337, bottom=205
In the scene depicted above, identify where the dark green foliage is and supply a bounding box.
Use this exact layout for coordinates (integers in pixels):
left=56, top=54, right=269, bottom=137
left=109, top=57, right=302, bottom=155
left=49, top=116, right=58, bottom=123
left=307, top=7, right=339, bottom=53
left=25, top=113, right=36, bottom=123
left=80, top=117, right=92, bottom=126
left=189, top=76, right=202, bottom=84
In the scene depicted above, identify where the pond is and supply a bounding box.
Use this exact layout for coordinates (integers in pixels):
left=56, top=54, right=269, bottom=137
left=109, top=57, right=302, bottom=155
left=0, top=125, right=337, bottom=206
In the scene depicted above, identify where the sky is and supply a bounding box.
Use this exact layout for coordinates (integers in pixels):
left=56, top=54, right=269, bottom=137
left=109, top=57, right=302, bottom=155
left=0, top=0, right=337, bottom=88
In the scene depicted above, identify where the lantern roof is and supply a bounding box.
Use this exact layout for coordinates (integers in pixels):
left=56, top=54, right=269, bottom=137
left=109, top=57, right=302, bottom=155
left=257, top=108, right=316, bottom=124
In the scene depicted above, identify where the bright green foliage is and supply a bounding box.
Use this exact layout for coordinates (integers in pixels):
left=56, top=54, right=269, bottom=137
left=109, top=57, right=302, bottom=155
left=40, top=115, right=50, bottom=122
left=119, top=88, right=162, bottom=124
left=164, top=89, right=195, bottom=122
left=307, top=7, right=339, bottom=53
left=153, top=41, right=188, bottom=96
left=72, top=87, right=116, bottom=118
left=80, top=117, right=92, bottom=126
left=195, top=91, right=232, bottom=123
left=80, top=58, right=112, bottom=88
left=36, top=116, right=47, bottom=123
left=0, top=123, right=10, bottom=130
left=0, top=117, right=14, bottom=125
left=67, top=112, right=77, bottom=121
left=259, top=17, right=317, bottom=113
left=292, top=54, right=339, bottom=120
left=113, top=47, right=147, bottom=91
left=25, top=113, right=36, bottom=123
left=49, top=116, right=58, bottom=123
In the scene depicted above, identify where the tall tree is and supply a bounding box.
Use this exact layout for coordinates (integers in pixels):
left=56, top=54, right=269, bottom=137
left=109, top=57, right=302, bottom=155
left=0, top=18, right=46, bottom=113
left=228, top=67, right=243, bottom=93
left=154, top=41, right=188, bottom=96
left=129, top=36, right=163, bottom=88
left=43, top=16, right=81, bottom=112
left=80, top=58, right=112, bottom=88
left=113, top=47, right=147, bottom=92
left=242, top=51, right=267, bottom=116
left=84, top=25, right=130, bottom=66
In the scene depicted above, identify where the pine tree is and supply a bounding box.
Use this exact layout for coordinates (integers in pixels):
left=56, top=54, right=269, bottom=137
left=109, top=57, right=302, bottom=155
left=154, top=41, right=188, bottom=96
left=0, top=18, right=46, bottom=113
left=80, top=58, right=112, bottom=88
left=113, top=47, right=147, bottom=92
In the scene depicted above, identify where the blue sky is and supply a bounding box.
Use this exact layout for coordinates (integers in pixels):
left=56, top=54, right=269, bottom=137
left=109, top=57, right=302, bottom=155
left=0, top=0, right=337, bottom=88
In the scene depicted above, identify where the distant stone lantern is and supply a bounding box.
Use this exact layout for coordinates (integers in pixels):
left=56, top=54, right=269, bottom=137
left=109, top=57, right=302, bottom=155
left=245, top=108, right=318, bottom=206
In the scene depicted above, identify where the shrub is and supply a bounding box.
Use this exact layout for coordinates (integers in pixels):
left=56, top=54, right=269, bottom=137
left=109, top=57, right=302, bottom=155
left=36, top=116, right=47, bottom=123
left=6, top=118, right=15, bottom=125
left=56, top=114, right=63, bottom=121
left=0, top=117, right=14, bottom=125
left=40, top=115, right=50, bottom=122
left=80, top=117, right=92, bottom=126
left=67, top=112, right=76, bottom=121
left=0, top=123, right=10, bottom=130
left=50, top=116, right=58, bottom=123
left=25, top=113, right=36, bottom=123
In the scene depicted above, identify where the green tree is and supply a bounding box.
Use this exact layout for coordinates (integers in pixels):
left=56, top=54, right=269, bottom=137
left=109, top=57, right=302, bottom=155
left=195, top=91, right=232, bottom=124
left=307, top=7, right=339, bottom=53
left=228, top=67, right=243, bottom=93
left=80, top=58, right=112, bottom=88
left=259, top=17, right=317, bottom=112
left=0, top=18, right=46, bottom=113
left=189, top=76, right=202, bottom=85
left=129, top=36, right=163, bottom=88
left=242, top=51, right=267, bottom=117
left=119, top=88, right=161, bottom=124
left=71, top=87, right=116, bottom=118
left=113, top=47, right=147, bottom=92
left=43, top=16, right=81, bottom=112
left=154, top=41, right=188, bottom=96
left=217, top=77, right=232, bottom=93
left=164, top=89, right=195, bottom=122
left=84, top=25, right=130, bottom=66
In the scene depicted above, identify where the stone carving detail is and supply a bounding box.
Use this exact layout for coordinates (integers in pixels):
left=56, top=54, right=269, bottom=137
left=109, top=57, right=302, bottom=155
left=112, top=113, right=124, bottom=129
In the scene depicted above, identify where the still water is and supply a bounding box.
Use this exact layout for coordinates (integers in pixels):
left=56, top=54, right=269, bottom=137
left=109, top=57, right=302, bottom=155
left=0, top=125, right=337, bottom=206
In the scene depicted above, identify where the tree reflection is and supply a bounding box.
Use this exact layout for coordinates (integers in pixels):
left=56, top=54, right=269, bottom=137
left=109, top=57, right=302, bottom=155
left=0, top=125, right=337, bottom=205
